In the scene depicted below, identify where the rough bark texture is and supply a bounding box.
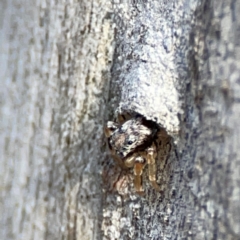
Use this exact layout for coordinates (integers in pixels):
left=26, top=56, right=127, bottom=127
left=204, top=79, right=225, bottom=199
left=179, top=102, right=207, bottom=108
left=103, top=0, right=240, bottom=240
left=1, top=0, right=240, bottom=240
left=0, top=0, right=113, bottom=239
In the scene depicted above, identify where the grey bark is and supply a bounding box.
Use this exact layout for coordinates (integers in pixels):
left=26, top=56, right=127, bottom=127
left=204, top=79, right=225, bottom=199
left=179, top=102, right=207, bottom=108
left=0, top=1, right=240, bottom=240
left=103, top=0, right=240, bottom=240
left=0, top=0, right=113, bottom=239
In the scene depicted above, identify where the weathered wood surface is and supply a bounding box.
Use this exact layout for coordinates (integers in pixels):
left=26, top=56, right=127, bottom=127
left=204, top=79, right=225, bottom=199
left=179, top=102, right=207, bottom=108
left=0, top=0, right=113, bottom=239
left=103, top=0, right=240, bottom=239
left=0, top=0, right=240, bottom=240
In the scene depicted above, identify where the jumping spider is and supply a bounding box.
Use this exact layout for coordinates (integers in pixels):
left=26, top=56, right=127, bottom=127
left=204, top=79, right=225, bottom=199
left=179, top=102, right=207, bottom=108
left=104, top=115, right=161, bottom=194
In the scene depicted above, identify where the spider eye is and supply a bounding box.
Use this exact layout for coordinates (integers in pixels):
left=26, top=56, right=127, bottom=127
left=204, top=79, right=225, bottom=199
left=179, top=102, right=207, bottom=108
left=127, top=140, right=133, bottom=145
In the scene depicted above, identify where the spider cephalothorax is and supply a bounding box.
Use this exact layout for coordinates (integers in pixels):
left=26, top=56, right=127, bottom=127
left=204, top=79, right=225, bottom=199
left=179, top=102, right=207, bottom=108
left=104, top=115, right=161, bottom=194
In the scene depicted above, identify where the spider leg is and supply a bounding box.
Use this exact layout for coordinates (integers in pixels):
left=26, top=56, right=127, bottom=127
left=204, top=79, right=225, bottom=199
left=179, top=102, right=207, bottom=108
left=133, top=156, right=146, bottom=194
left=104, top=121, right=119, bottom=137
left=124, top=154, right=145, bottom=194
left=146, top=143, right=160, bottom=191
left=117, top=113, right=132, bottom=124
left=117, top=114, right=126, bottom=124
left=124, top=154, right=136, bottom=168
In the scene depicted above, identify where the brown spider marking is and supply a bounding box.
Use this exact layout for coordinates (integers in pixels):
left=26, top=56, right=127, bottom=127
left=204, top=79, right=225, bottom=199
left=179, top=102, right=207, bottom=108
left=104, top=115, right=162, bottom=194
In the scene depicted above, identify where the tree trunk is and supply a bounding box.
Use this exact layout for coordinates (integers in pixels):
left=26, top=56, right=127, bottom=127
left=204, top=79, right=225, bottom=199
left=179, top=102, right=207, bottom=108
left=1, top=0, right=239, bottom=240
left=104, top=0, right=240, bottom=239
left=0, top=0, right=113, bottom=239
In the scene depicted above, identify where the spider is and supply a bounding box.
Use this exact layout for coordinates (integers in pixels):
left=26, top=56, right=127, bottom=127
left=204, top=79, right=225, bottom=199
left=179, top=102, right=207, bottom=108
left=104, top=115, right=161, bottom=194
